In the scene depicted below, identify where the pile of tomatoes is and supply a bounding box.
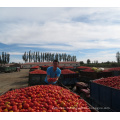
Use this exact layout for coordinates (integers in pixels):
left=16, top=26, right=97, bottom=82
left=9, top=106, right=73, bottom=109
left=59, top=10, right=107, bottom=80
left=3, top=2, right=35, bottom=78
left=0, top=85, right=91, bottom=112
left=61, top=69, right=76, bottom=74
left=82, top=68, right=95, bottom=72
left=108, top=67, right=120, bottom=71
left=64, top=66, right=74, bottom=69
left=77, top=66, right=90, bottom=69
left=29, top=70, right=47, bottom=74
left=93, top=76, right=120, bottom=90
left=31, top=66, right=39, bottom=69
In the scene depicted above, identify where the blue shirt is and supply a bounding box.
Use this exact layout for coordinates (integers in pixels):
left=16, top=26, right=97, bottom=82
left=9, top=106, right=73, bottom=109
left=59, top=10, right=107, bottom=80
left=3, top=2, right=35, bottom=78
left=44, top=66, right=61, bottom=84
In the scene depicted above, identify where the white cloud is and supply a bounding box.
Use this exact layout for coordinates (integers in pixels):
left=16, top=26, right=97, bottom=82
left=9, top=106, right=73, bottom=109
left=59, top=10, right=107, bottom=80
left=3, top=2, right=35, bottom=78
left=1, top=21, right=120, bottom=52
left=9, top=52, right=24, bottom=55
left=78, top=50, right=117, bottom=63
left=1, top=8, right=120, bottom=49
left=1, top=8, right=120, bottom=63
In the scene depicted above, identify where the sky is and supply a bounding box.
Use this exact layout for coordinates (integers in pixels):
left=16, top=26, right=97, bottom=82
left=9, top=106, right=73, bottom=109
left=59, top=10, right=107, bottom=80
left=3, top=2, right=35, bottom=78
left=1, top=7, right=120, bottom=63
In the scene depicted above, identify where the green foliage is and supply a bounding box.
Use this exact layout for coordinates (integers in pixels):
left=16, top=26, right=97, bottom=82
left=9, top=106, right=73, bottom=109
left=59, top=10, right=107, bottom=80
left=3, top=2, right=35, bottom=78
left=87, top=59, right=91, bottom=64
left=84, top=62, right=120, bottom=68
left=22, top=51, right=77, bottom=63
left=0, top=52, right=10, bottom=65
left=80, top=61, right=84, bottom=65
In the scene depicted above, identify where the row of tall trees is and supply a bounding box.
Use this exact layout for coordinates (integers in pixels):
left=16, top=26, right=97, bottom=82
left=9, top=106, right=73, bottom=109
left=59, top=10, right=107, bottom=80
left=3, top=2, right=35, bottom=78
left=116, top=51, right=120, bottom=63
left=22, top=51, right=77, bottom=63
left=0, top=52, right=10, bottom=65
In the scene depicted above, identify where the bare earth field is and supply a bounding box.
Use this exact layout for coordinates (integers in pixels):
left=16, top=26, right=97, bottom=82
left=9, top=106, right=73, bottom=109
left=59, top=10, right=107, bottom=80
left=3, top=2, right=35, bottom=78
left=0, top=69, right=29, bottom=95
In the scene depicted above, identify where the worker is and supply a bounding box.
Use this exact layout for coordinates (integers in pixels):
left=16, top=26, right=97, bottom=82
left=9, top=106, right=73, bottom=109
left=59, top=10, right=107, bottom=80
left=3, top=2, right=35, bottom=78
left=44, top=60, right=61, bottom=85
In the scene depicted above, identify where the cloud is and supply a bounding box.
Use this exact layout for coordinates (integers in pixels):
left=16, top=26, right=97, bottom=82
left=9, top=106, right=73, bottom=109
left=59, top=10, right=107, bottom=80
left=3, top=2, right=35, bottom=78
left=1, top=21, right=120, bottom=50
left=1, top=8, right=120, bottom=63
left=1, top=8, right=120, bottom=49
left=9, top=52, right=24, bottom=55
left=78, top=50, right=117, bottom=63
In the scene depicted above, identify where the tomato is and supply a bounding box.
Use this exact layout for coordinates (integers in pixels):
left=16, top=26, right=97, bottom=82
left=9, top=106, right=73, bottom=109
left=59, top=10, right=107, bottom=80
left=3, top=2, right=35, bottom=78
left=23, top=103, right=29, bottom=109
left=47, top=110, right=52, bottom=112
left=0, top=85, right=91, bottom=112
left=12, top=105, right=17, bottom=111
left=93, top=76, right=120, bottom=90
left=3, top=109, right=8, bottom=112
left=18, top=105, right=22, bottom=109
left=30, top=70, right=46, bottom=74
left=61, top=109, right=67, bottom=112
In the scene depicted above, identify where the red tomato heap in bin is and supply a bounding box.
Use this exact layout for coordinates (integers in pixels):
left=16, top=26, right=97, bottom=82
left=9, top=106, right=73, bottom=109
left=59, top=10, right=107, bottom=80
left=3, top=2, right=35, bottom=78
left=108, top=67, right=120, bottom=71
left=0, top=85, right=91, bottom=112
left=29, top=70, right=47, bottom=74
left=82, top=68, right=94, bottom=72
left=77, top=66, right=90, bottom=69
left=31, top=66, right=39, bottom=69
left=93, top=76, right=120, bottom=90
left=61, top=69, right=76, bottom=74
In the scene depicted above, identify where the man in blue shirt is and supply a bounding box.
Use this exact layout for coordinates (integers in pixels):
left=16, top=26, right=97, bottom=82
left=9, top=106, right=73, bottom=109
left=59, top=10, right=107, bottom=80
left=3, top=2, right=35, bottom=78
left=44, top=60, right=61, bottom=85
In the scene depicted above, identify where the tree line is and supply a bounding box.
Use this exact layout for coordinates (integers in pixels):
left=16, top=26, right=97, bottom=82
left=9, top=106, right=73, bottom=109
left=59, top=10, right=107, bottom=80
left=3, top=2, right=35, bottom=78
left=0, top=52, right=10, bottom=65
left=79, top=52, right=120, bottom=67
left=22, top=51, right=77, bottom=63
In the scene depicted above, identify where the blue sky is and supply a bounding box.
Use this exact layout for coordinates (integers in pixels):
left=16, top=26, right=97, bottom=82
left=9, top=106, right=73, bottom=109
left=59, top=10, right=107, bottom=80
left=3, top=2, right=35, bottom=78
left=0, top=7, right=120, bottom=63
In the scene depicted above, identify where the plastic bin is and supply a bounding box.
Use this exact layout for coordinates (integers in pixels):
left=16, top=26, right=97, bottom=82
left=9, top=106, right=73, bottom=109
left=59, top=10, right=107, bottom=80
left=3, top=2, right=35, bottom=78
left=90, top=82, right=100, bottom=103
left=0, top=67, right=11, bottom=72
left=29, top=74, right=46, bottom=86
left=59, top=73, right=79, bottom=86
left=99, top=85, right=112, bottom=108
left=111, top=71, right=120, bottom=76
left=90, top=79, right=120, bottom=112
left=90, top=98, right=114, bottom=112
left=0, top=85, right=98, bottom=112
left=111, top=88, right=120, bottom=112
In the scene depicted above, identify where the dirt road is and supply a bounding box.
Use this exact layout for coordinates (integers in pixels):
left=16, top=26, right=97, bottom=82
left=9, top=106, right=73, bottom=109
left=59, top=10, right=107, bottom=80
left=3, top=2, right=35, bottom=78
left=0, top=69, right=29, bottom=95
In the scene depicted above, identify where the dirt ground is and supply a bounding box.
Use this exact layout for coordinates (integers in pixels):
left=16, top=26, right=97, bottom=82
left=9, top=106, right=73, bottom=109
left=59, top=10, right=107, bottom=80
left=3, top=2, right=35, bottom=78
left=0, top=69, right=29, bottom=95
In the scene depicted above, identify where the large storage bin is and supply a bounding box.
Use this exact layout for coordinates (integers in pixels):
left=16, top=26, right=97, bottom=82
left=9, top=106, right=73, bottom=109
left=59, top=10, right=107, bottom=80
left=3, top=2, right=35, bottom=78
left=111, top=88, right=120, bottom=111
left=29, top=74, right=46, bottom=86
left=40, top=66, right=49, bottom=71
left=90, top=82, right=100, bottom=103
left=0, top=67, right=11, bottom=72
left=97, top=72, right=112, bottom=78
left=90, top=80, right=120, bottom=112
left=11, top=67, right=17, bottom=72
left=90, top=98, right=114, bottom=112
left=0, top=85, right=98, bottom=112
left=99, top=85, right=112, bottom=108
left=111, top=71, right=120, bottom=76
left=81, top=71, right=112, bottom=80
left=80, top=71, right=97, bottom=79
left=59, top=73, right=79, bottom=86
